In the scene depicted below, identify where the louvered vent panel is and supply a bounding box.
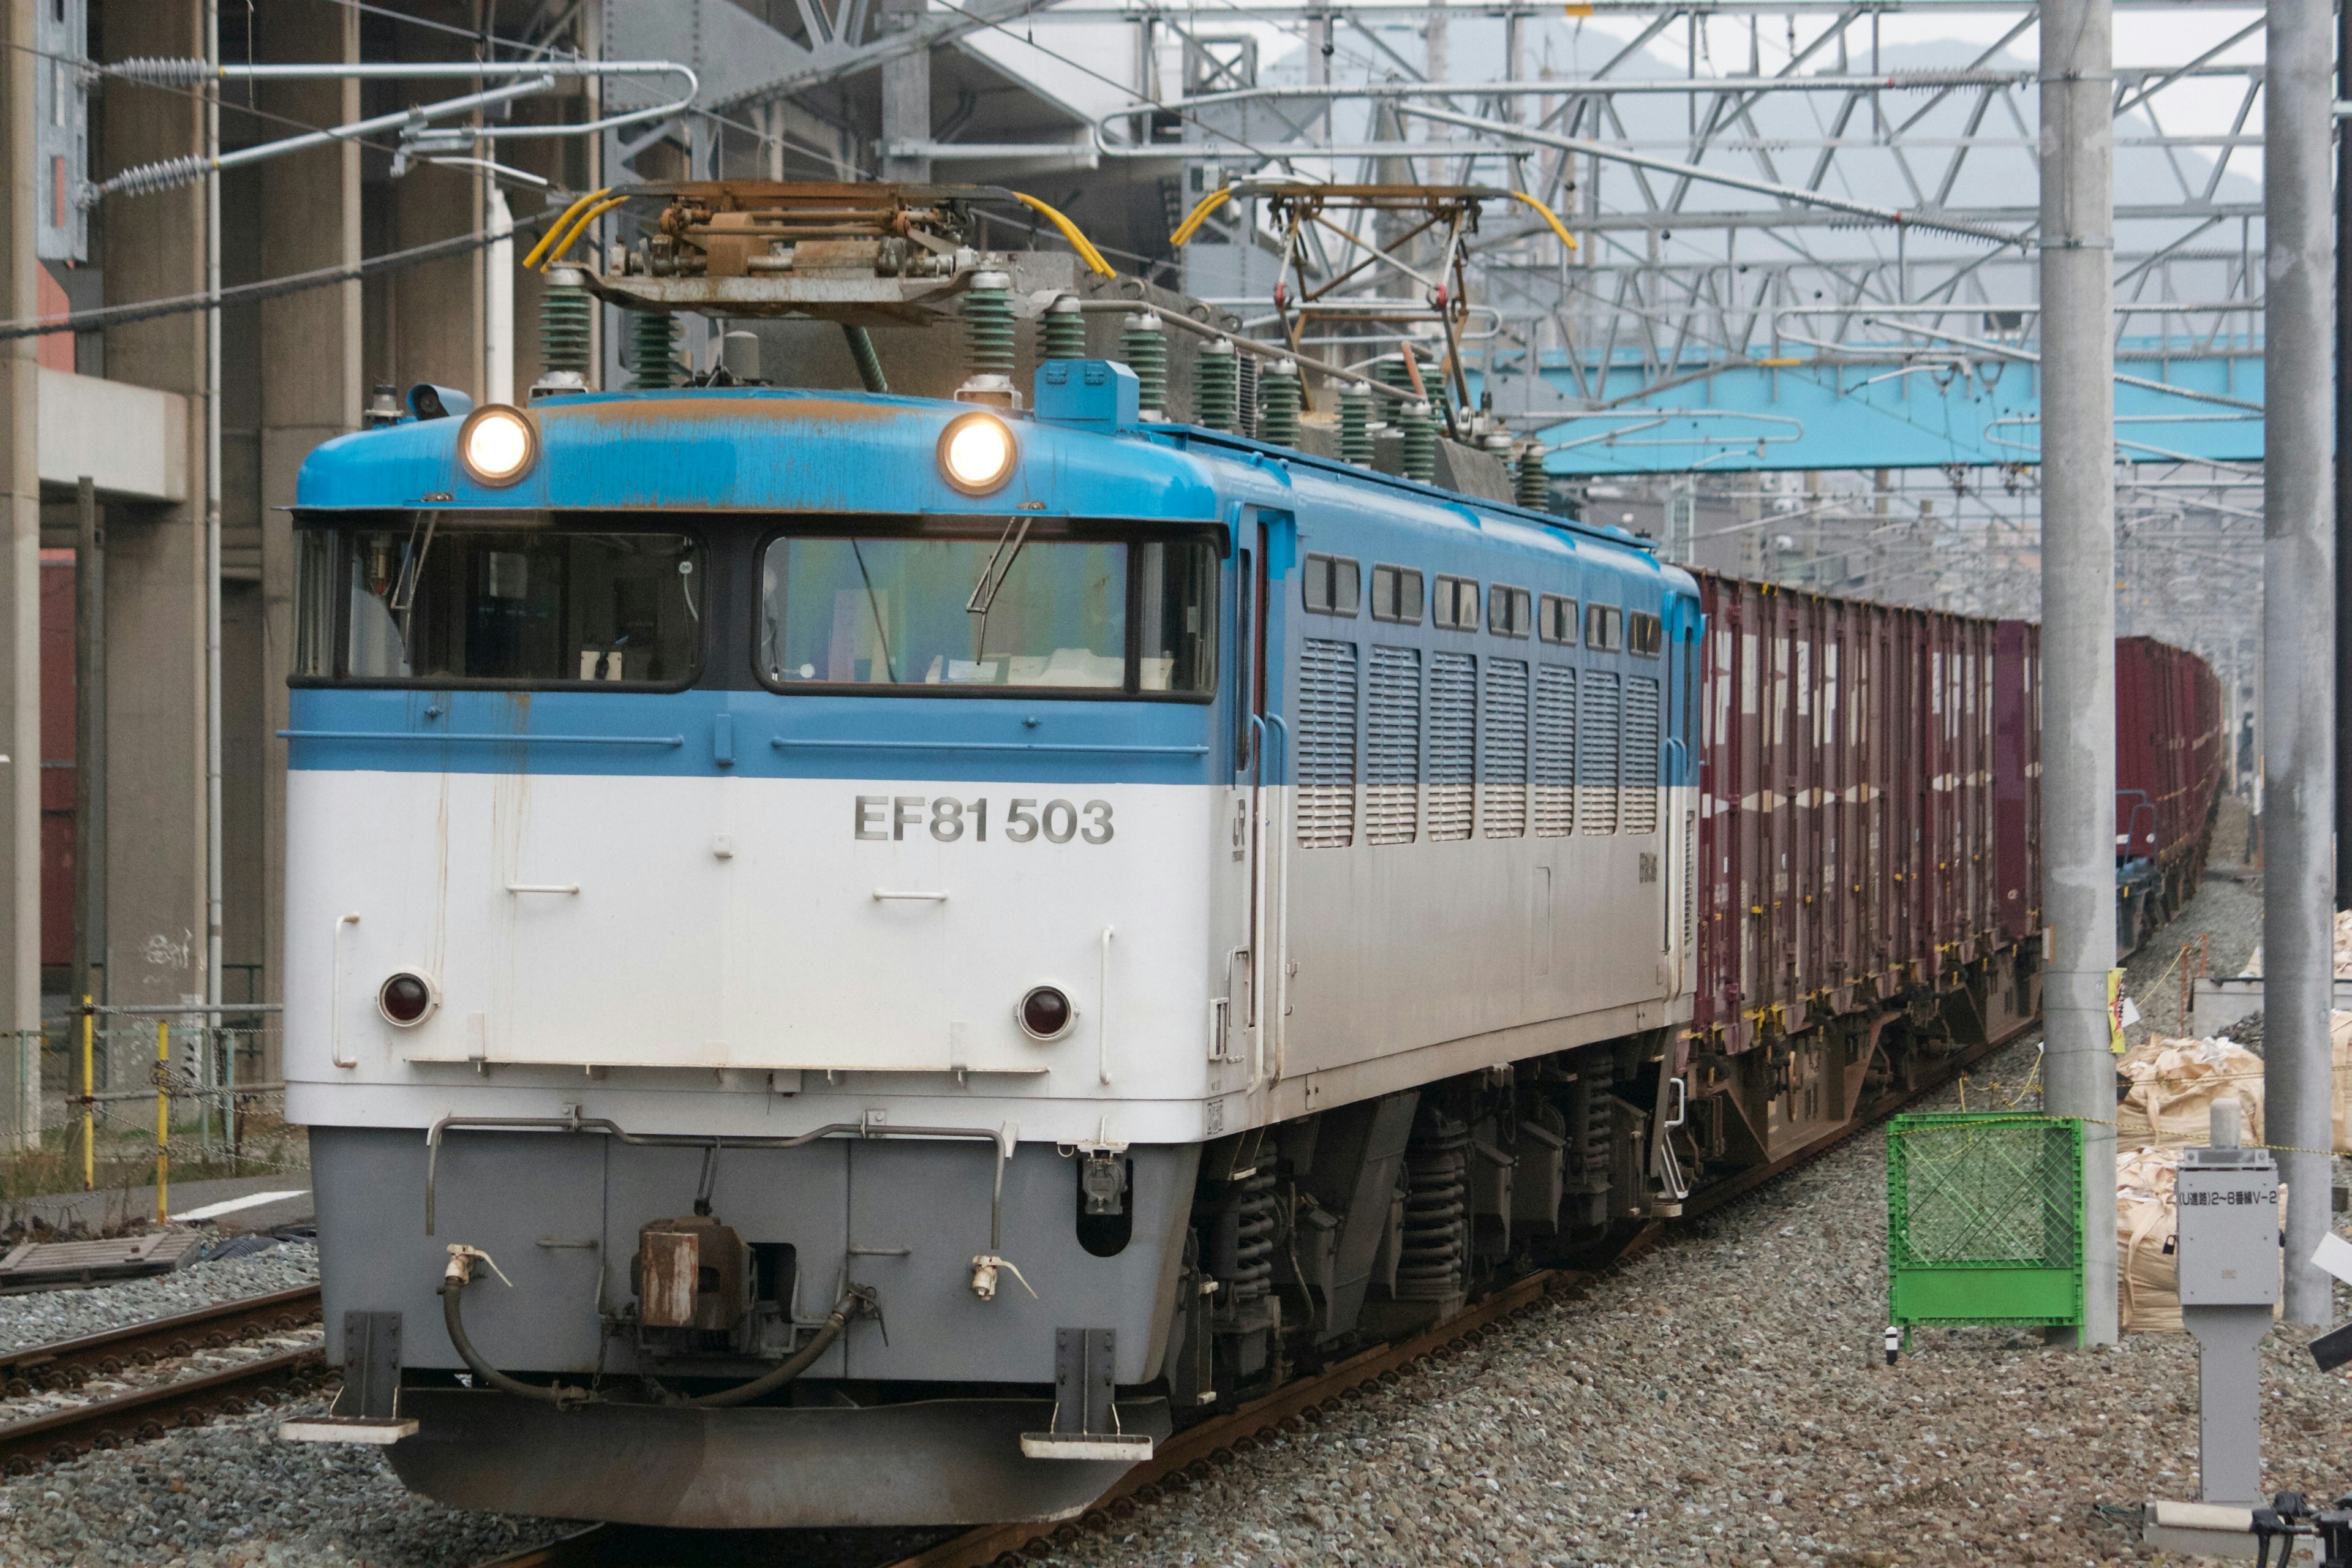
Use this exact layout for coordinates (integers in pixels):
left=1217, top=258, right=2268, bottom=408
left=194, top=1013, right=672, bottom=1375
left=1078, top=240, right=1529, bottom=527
left=1427, top=652, right=1476, bottom=841
left=1534, top=665, right=1575, bottom=837
left=1366, top=645, right=1422, bottom=844
left=1296, top=638, right=1359, bottom=848
left=1578, top=670, right=1620, bottom=834
left=1482, top=658, right=1529, bottom=838
left=1623, top=676, right=1660, bottom=835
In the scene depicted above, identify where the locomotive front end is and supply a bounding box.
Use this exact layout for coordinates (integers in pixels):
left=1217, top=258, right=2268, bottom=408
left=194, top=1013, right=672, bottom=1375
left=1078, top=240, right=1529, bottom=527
left=284, top=386, right=1240, bottom=1526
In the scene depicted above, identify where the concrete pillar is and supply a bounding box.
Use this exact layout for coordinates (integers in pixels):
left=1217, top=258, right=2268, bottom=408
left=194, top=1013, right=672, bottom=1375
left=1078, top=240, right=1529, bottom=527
left=99, top=2, right=211, bottom=1074
left=2038, top=0, right=2118, bottom=1344
left=388, top=8, right=484, bottom=397
left=255, top=0, right=360, bottom=1075
left=879, top=0, right=932, bottom=183
left=2263, top=0, right=2338, bottom=1327
left=0, top=0, right=42, bottom=1149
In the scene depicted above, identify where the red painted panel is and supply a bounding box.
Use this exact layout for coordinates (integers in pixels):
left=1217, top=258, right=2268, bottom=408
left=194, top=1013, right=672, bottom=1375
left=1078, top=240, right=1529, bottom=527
left=1691, top=573, right=2027, bottom=1053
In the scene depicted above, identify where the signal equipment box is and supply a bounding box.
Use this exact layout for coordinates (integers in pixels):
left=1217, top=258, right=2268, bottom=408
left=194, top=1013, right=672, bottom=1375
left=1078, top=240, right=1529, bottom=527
left=2177, top=1146, right=2281, bottom=1306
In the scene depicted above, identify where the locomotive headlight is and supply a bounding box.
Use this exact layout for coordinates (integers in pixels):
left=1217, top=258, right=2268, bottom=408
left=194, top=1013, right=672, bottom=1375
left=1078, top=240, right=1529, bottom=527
left=377, top=970, right=439, bottom=1028
left=938, top=411, right=1017, bottom=494
left=458, top=404, right=538, bottom=487
left=1016, top=985, right=1076, bottom=1041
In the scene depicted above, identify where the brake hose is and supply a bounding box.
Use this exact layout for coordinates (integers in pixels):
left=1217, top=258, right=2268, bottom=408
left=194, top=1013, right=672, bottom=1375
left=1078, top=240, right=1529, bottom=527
left=440, top=1245, right=871, bottom=1411
left=679, top=1286, right=872, bottom=1409
left=440, top=1245, right=590, bottom=1408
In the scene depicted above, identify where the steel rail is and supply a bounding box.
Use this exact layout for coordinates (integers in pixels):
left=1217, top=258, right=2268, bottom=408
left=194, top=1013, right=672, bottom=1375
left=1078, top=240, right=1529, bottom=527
left=0, top=1287, right=330, bottom=1474
left=0, top=1284, right=320, bottom=1393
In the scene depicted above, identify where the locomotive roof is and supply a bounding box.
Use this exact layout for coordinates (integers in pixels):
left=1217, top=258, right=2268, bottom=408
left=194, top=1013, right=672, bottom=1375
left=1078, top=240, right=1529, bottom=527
left=295, top=386, right=1663, bottom=567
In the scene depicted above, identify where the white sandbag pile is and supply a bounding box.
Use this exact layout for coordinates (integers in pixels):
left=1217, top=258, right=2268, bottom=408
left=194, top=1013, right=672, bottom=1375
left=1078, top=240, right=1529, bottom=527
left=2115, top=1036, right=2264, bottom=1152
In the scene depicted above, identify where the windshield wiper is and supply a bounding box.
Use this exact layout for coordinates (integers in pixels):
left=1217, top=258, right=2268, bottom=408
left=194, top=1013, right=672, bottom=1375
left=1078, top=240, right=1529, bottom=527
left=848, top=539, right=899, bottom=684
left=964, top=516, right=1031, bottom=617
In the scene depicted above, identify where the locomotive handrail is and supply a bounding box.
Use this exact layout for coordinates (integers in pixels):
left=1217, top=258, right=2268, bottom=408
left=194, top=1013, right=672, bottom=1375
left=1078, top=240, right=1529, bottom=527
left=774, top=736, right=1208, bottom=757
left=423, top=1110, right=1014, bottom=1252
left=331, top=914, right=361, bottom=1069
left=1099, top=927, right=1116, bottom=1087
left=279, top=729, right=685, bottom=748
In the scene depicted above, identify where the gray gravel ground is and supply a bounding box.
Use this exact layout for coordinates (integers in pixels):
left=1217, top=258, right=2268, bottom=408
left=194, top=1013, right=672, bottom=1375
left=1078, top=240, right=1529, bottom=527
left=0, top=803, right=2301, bottom=1568
left=0, top=1243, right=318, bottom=1357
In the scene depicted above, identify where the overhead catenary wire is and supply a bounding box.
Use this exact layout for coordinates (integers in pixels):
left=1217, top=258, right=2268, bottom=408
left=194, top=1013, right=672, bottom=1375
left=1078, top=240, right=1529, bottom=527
left=0, top=219, right=556, bottom=341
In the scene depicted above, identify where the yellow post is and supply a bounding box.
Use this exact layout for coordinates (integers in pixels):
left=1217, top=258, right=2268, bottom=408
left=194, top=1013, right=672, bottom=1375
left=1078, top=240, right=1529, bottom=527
left=78, top=999, right=93, bottom=1191
left=154, top=1020, right=169, bottom=1224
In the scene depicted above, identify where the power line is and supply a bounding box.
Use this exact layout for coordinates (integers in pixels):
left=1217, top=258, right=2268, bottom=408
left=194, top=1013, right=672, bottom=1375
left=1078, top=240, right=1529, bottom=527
left=0, top=219, right=548, bottom=342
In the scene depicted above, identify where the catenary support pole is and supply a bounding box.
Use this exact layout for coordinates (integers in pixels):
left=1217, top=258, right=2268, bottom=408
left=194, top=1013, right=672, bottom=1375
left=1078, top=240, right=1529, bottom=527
left=2337, top=0, right=2352, bottom=916
left=2264, top=0, right=2338, bottom=1327
left=0, top=0, right=39, bottom=1155
left=204, top=0, right=225, bottom=1053
left=2038, top=0, right=2118, bottom=1346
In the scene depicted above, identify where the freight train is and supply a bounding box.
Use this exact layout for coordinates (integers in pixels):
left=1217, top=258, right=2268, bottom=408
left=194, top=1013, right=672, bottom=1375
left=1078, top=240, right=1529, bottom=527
left=281, top=183, right=2222, bottom=1529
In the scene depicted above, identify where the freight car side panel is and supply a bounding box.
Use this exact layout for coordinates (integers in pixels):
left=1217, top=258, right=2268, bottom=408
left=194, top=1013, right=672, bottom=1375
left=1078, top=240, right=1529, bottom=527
left=1992, top=622, right=2041, bottom=942
left=1693, top=578, right=2027, bottom=1054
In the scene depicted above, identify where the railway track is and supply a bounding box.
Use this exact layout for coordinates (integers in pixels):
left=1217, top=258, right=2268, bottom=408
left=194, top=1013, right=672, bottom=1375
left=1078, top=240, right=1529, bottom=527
left=0, top=1284, right=326, bottom=1476
left=477, top=1014, right=2037, bottom=1568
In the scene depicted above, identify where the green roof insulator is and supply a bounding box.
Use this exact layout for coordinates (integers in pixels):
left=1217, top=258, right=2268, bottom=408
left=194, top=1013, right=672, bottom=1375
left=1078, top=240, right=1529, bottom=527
left=963, top=271, right=1016, bottom=380
left=1517, top=443, right=1551, bottom=511
left=1041, top=294, right=1087, bottom=361
left=1257, top=358, right=1302, bottom=447
left=1339, top=381, right=1374, bottom=467
left=628, top=310, right=679, bottom=389
left=1119, top=313, right=1167, bottom=420
left=1194, top=339, right=1240, bottom=433
left=537, top=266, right=594, bottom=383
left=1400, top=399, right=1437, bottom=483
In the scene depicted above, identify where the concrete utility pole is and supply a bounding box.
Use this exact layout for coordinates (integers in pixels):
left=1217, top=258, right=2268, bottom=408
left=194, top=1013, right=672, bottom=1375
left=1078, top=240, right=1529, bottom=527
left=2337, top=0, right=2352, bottom=915
left=878, top=0, right=932, bottom=182
left=2263, top=0, right=2338, bottom=1327
left=0, top=0, right=40, bottom=1152
left=2038, top=0, right=2119, bottom=1345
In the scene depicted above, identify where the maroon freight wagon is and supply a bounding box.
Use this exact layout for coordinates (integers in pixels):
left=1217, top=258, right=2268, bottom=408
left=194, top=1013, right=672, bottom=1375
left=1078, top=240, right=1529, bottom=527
left=1677, top=574, right=2216, bottom=1172
left=1689, top=575, right=2037, bottom=1063
left=2113, top=634, right=2224, bottom=950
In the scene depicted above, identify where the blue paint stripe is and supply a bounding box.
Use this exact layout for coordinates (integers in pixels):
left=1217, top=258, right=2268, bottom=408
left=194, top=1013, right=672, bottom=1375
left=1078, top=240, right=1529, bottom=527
left=286, top=687, right=1221, bottom=785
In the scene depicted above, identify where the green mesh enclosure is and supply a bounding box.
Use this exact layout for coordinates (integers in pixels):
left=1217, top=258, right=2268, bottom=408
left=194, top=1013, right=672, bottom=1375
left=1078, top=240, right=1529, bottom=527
left=1886, top=1114, right=2085, bottom=1328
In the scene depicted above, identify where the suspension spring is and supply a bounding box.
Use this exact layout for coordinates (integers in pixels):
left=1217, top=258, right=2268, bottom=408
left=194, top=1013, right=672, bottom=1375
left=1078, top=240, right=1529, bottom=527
left=1226, top=1169, right=1276, bottom=1305
left=1395, top=1114, right=1470, bottom=1301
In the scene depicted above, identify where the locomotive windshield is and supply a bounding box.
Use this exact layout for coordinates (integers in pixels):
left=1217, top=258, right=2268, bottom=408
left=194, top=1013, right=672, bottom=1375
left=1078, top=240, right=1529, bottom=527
left=759, top=530, right=1216, bottom=695
left=292, top=519, right=703, bottom=687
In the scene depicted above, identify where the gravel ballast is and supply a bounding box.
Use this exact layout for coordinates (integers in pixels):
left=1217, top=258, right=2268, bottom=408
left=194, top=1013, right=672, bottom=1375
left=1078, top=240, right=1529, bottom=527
left=0, top=803, right=2310, bottom=1568
left=0, top=1243, right=319, bottom=1358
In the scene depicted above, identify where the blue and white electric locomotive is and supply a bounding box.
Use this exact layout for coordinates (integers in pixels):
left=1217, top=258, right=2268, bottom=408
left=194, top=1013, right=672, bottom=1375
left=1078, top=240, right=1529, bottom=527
left=284, top=307, right=1700, bottom=1526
